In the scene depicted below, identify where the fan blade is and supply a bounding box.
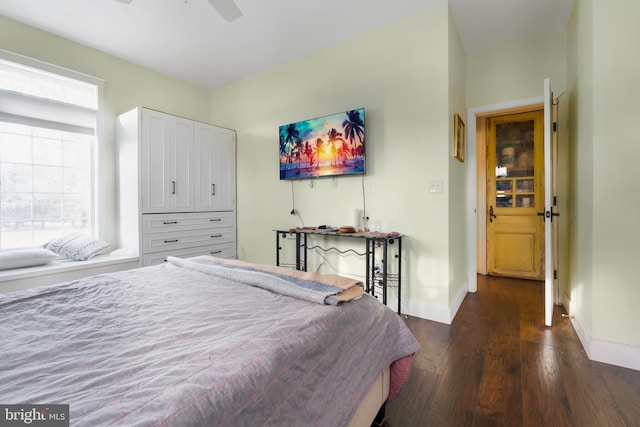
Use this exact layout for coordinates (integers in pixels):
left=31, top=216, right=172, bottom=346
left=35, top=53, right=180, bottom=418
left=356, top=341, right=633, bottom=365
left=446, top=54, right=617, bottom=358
left=207, top=0, right=243, bottom=22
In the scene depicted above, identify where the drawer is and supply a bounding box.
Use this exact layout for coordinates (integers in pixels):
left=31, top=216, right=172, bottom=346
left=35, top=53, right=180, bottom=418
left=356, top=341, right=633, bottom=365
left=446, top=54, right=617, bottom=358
left=143, top=227, right=235, bottom=253
left=142, top=211, right=234, bottom=233
left=142, top=243, right=236, bottom=266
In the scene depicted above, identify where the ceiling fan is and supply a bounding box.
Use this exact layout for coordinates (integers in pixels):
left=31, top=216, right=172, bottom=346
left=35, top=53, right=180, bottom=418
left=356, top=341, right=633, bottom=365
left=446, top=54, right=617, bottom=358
left=113, top=0, right=243, bottom=22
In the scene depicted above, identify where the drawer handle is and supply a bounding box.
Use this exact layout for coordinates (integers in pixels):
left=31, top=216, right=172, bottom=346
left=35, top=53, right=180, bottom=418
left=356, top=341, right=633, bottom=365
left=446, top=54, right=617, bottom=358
left=164, top=239, right=179, bottom=243
left=163, top=221, right=178, bottom=225
left=210, top=234, right=223, bottom=238
left=210, top=250, right=222, bottom=255
left=210, top=218, right=222, bottom=222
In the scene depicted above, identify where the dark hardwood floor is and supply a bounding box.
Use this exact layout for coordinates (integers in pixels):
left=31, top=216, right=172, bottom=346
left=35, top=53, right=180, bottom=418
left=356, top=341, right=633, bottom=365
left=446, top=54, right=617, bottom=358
left=385, top=275, right=640, bottom=427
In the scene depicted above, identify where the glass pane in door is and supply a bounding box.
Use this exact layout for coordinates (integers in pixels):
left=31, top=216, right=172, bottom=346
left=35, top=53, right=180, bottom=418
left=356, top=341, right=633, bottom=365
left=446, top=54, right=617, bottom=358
left=495, top=120, right=534, bottom=178
left=495, top=120, right=535, bottom=209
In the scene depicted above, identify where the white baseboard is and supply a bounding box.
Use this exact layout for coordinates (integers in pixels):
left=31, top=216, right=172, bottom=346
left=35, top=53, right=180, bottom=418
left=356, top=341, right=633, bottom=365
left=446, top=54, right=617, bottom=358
left=571, top=316, right=640, bottom=372
left=404, top=299, right=451, bottom=324
left=404, top=280, right=469, bottom=325
left=449, top=280, right=468, bottom=323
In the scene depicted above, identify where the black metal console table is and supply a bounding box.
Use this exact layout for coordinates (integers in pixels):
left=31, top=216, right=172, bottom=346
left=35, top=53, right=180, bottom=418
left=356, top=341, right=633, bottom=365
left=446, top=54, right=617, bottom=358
left=275, top=229, right=402, bottom=314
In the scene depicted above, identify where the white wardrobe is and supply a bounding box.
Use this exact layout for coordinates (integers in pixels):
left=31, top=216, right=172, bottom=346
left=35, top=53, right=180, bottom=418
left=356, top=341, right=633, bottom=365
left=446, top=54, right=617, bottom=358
left=117, top=107, right=236, bottom=266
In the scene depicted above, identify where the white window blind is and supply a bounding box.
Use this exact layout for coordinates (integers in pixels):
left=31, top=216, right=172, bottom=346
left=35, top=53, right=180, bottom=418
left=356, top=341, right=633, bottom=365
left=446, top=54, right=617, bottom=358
left=0, top=51, right=103, bottom=250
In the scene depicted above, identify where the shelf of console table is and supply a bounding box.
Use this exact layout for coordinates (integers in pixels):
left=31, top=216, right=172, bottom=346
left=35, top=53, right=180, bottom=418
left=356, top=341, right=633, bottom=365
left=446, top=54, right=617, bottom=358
left=274, top=229, right=402, bottom=314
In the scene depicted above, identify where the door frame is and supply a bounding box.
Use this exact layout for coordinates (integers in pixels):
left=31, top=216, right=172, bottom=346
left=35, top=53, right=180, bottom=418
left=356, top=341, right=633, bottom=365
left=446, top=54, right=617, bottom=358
left=466, top=96, right=544, bottom=293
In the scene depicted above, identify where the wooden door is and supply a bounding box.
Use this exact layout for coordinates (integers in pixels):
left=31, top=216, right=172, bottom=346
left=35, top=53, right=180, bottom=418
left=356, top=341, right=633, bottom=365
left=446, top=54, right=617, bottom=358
left=487, top=110, right=545, bottom=280
left=543, top=78, right=559, bottom=326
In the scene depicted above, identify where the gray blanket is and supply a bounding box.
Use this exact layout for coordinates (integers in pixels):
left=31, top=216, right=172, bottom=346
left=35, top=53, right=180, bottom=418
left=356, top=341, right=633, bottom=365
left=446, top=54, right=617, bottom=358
left=0, top=258, right=418, bottom=426
left=167, top=256, right=346, bottom=305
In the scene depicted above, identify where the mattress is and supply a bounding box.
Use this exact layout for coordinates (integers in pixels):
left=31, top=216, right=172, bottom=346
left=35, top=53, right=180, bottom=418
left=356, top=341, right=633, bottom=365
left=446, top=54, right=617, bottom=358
left=0, top=256, right=418, bottom=426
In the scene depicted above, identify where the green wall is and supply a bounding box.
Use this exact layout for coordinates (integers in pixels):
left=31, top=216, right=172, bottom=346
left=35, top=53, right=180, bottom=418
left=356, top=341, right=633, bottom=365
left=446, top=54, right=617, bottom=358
left=447, top=7, right=468, bottom=305
left=590, top=0, right=640, bottom=347
left=210, top=4, right=466, bottom=322
left=567, top=0, right=640, bottom=349
left=567, top=0, right=595, bottom=343
left=561, top=0, right=640, bottom=366
left=466, top=31, right=567, bottom=108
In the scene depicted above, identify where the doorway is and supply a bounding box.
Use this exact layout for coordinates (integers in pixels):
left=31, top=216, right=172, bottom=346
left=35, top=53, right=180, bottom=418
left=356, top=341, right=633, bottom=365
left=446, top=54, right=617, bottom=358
left=472, top=101, right=544, bottom=281
left=486, top=109, right=545, bottom=280
left=467, top=86, right=564, bottom=327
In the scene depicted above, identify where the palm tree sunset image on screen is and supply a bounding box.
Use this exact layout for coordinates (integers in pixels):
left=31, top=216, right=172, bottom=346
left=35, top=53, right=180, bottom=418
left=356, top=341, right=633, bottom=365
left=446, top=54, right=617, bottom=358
left=279, top=108, right=365, bottom=180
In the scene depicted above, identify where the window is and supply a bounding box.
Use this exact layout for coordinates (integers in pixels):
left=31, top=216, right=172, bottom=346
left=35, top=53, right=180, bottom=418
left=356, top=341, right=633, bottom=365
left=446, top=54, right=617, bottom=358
left=0, top=52, right=102, bottom=250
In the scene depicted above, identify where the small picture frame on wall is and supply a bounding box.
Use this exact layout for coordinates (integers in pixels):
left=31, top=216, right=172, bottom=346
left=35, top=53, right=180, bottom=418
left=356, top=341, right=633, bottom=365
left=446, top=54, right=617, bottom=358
left=453, top=113, right=465, bottom=162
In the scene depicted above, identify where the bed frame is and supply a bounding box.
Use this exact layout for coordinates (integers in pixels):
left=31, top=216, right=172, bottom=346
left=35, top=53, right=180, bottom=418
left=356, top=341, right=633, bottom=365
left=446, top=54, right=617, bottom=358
left=348, top=366, right=390, bottom=427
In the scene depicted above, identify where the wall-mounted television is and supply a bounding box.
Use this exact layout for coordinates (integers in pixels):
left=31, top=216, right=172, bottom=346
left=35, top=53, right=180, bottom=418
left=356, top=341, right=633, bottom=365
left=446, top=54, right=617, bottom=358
left=279, top=108, right=365, bottom=180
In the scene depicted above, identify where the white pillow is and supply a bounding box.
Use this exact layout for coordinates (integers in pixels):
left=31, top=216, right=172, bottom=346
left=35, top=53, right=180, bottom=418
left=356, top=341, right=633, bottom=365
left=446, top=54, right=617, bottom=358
left=43, top=233, right=110, bottom=261
left=0, top=248, right=59, bottom=270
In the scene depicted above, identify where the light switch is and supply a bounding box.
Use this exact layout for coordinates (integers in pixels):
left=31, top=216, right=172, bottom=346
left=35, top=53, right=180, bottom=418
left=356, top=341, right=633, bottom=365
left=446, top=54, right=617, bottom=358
left=428, top=179, right=443, bottom=193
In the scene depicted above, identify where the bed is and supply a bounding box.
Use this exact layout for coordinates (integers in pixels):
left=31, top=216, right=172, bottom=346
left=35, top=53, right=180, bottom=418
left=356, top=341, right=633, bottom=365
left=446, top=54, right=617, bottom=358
left=0, top=256, right=418, bottom=426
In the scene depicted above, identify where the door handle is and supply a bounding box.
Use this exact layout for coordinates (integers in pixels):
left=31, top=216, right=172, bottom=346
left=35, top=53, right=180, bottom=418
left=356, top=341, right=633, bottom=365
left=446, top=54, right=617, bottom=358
left=211, top=183, right=216, bottom=196
left=489, top=205, right=497, bottom=223
left=171, top=181, right=176, bottom=195
left=537, top=208, right=561, bottom=222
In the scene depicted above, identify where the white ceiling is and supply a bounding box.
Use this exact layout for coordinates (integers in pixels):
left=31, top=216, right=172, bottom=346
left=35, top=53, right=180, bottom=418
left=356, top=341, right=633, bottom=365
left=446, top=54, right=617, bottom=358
left=0, top=0, right=574, bottom=90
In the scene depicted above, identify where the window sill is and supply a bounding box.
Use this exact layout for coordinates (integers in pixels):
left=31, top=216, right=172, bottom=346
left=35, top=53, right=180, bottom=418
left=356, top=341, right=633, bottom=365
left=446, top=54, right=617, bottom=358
left=0, top=252, right=139, bottom=291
